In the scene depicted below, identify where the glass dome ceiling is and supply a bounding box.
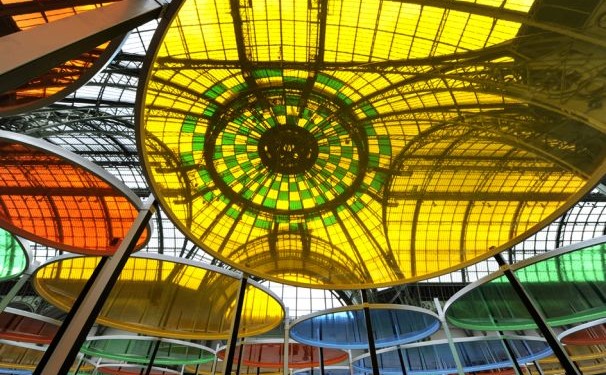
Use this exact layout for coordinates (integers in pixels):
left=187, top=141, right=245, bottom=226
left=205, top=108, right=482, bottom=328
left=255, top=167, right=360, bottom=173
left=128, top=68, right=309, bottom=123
left=138, top=0, right=606, bottom=289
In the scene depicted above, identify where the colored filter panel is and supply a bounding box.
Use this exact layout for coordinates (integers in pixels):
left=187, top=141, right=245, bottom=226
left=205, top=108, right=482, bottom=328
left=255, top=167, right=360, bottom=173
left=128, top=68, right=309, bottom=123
left=445, top=240, right=606, bottom=331
left=289, top=305, right=440, bottom=349
left=562, top=323, right=606, bottom=346
left=0, top=228, right=27, bottom=281
left=0, top=1, right=124, bottom=116
left=81, top=337, right=214, bottom=365
left=97, top=366, right=176, bottom=375
left=353, top=337, right=551, bottom=374
left=537, top=344, right=606, bottom=375
left=0, top=311, right=58, bottom=344
left=0, top=139, right=148, bottom=255
left=33, top=256, right=284, bottom=339
left=216, top=343, right=347, bottom=369
left=138, top=0, right=606, bottom=289
left=293, top=369, right=350, bottom=375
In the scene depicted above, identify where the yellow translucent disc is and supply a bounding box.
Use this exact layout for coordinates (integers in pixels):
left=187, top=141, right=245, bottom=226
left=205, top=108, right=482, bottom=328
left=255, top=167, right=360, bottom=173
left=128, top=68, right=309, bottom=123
left=137, top=0, right=606, bottom=288
left=33, top=256, right=284, bottom=339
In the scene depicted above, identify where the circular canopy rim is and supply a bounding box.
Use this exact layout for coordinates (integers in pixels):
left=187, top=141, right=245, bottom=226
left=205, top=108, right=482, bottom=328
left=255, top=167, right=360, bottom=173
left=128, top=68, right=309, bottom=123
left=443, top=235, right=606, bottom=331
left=0, top=130, right=151, bottom=255
left=135, top=0, right=606, bottom=290
left=32, top=253, right=285, bottom=340
left=289, top=303, right=440, bottom=349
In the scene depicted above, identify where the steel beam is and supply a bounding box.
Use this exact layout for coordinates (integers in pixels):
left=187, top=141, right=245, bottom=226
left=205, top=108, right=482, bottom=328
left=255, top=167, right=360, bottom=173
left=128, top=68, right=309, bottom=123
left=361, top=289, right=380, bottom=375
left=494, top=253, right=580, bottom=375
left=33, top=196, right=156, bottom=375
left=223, top=276, right=248, bottom=375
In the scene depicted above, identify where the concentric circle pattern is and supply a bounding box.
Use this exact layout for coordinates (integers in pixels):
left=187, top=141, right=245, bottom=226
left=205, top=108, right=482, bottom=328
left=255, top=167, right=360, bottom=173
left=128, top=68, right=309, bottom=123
left=138, top=0, right=606, bottom=288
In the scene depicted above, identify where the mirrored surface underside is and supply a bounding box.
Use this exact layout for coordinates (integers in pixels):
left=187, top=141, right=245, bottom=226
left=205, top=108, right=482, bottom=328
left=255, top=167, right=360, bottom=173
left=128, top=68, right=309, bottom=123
left=139, top=0, right=606, bottom=288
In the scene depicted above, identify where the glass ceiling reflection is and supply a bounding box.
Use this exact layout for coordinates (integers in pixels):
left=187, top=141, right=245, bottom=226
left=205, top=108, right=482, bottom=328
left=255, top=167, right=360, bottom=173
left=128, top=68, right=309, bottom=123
left=138, top=0, right=606, bottom=289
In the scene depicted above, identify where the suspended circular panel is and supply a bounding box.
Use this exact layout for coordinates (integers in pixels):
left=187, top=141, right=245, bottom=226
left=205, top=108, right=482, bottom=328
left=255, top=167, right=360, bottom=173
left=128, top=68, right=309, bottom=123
left=0, top=343, right=42, bottom=371
left=81, top=336, right=215, bottom=366
left=353, top=336, right=551, bottom=374
left=537, top=344, right=606, bottom=375
left=0, top=228, right=28, bottom=281
left=289, top=304, right=439, bottom=349
left=0, top=0, right=126, bottom=116
left=444, top=237, right=606, bottom=331
left=293, top=368, right=351, bottom=375
left=137, top=0, right=606, bottom=289
left=0, top=308, right=60, bottom=344
left=562, top=321, right=606, bottom=346
left=97, top=366, right=178, bottom=375
left=32, top=255, right=285, bottom=339
left=0, top=131, right=149, bottom=255
left=216, top=342, right=347, bottom=369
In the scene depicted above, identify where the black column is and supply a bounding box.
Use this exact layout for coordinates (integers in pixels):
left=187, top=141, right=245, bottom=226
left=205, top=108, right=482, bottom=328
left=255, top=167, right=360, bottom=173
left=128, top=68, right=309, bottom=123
left=223, top=276, right=248, bottom=375
left=34, top=197, right=156, bottom=375
left=144, top=339, right=162, bottom=375
left=361, top=289, right=380, bottom=375
left=494, top=253, right=580, bottom=375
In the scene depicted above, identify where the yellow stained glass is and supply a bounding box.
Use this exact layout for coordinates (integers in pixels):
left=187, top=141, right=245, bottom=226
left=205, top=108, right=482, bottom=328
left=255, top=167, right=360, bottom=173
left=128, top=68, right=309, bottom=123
left=138, top=0, right=606, bottom=289
left=33, top=256, right=284, bottom=340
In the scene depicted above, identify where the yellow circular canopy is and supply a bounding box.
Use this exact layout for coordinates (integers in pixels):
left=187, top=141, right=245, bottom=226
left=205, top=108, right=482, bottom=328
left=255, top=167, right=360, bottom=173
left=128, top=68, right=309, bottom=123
left=33, top=255, right=284, bottom=339
left=137, top=0, right=606, bottom=288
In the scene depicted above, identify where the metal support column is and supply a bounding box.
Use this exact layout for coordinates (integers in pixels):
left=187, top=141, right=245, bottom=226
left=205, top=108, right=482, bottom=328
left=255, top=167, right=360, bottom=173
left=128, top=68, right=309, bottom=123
left=533, top=361, right=546, bottom=375
left=223, top=276, right=248, bottom=375
left=0, top=271, right=30, bottom=312
left=319, top=347, right=326, bottom=375
left=500, top=333, right=523, bottom=375
left=235, top=339, right=244, bottom=375
left=33, top=196, right=156, bottom=375
left=494, top=254, right=580, bottom=375
left=361, top=289, right=380, bottom=375
left=396, top=346, right=408, bottom=375
left=144, top=339, right=162, bottom=375
left=434, top=298, right=465, bottom=375
left=283, top=310, right=290, bottom=375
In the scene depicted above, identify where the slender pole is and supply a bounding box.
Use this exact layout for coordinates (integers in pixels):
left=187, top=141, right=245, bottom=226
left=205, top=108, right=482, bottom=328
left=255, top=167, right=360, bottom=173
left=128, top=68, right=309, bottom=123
left=533, top=361, right=545, bottom=375
left=499, top=333, right=523, bottom=375
left=33, top=196, right=156, bottom=375
left=319, top=347, right=326, bottom=375
left=283, top=310, right=290, bottom=375
left=0, top=272, right=30, bottom=312
left=494, top=254, right=580, bottom=375
left=235, top=338, right=244, bottom=375
left=144, top=339, right=162, bottom=375
left=434, top=298, right=465, bottom=375
left=397, top=346, right=408, bottom=375
left=361, top=289, right=380, bottom=375
left=223, top=276, right=248, bottom=375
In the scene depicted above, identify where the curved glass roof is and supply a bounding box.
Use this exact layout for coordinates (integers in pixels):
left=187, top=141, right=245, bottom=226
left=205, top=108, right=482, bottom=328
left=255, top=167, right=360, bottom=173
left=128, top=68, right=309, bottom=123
left=0, top=131, right=149, bottom=255
left=0, top=0, right=125, bottom=116
left=289, top=304, right=439, bottom=349
left=444, top=236, right=606, bottom=330
left=81, top=336, right=215, bottom=366
left=353, top=336, right=551, bottom=374
left=138, top=0, right=606, bottom=289
left=0, top=228, right=28, bottom=281
left=32, top=254, right=285, bottom=339
left=216, top=342, right=348, bottom=369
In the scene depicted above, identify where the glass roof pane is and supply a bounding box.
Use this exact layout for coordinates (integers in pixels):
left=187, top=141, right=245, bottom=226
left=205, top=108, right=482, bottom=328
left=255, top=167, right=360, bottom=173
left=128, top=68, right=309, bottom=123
left=0, top=228, right=27, bottom=281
